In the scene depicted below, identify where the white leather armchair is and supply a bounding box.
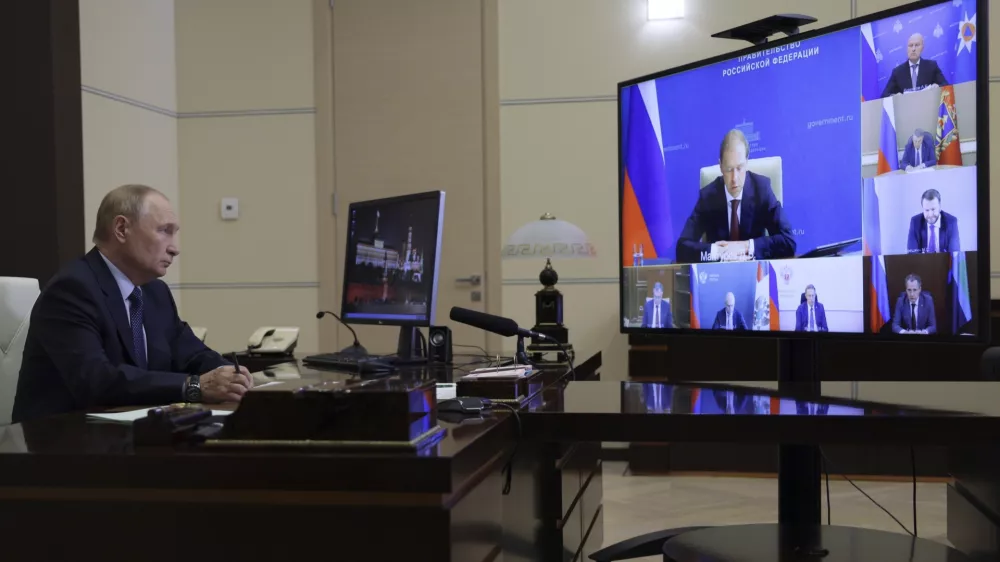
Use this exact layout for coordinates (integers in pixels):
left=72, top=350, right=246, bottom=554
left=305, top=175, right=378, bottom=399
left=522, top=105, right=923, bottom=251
left=0, top=278, right=40, bottom=425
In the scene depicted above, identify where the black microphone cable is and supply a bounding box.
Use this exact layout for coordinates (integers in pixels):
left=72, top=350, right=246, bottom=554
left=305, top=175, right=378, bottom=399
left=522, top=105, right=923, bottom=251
left=819, top=447, right=915, bottom=536
left=491, top=402, right=522, bottom=496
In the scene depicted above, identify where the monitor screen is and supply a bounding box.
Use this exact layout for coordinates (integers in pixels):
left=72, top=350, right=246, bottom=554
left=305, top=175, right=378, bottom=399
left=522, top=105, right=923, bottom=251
left=340, top=191, right=445, bottom=326
left=619, top=0, right=987, bottom=340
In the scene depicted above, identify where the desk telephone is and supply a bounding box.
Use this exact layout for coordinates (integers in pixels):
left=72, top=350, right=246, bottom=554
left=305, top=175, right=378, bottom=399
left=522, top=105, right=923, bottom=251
left=247, top=327, right=299, bottom=355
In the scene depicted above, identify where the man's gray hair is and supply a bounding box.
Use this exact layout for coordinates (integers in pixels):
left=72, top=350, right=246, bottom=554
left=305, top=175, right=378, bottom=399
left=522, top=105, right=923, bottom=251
left=92, top=184, right=164, bottom=244
left=904, top=273, right=922, bottom=288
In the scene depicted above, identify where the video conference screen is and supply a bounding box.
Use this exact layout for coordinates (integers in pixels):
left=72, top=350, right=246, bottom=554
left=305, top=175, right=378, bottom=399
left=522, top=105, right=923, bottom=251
left=341, top=192, right=444, bottom=325
left=619, top=0, right=985, bottom=338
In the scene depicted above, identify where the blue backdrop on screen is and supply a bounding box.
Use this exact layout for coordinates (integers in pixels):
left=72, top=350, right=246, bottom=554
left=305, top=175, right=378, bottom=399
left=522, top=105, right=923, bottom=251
left=692, top=261, right=758, bottom=328
left=633, top=29, right=862, bottom=263
left=863, top=0, right=978, bottom=100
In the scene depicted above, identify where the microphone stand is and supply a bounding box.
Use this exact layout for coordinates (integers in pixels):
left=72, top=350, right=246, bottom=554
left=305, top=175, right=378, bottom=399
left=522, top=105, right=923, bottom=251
left=515, top=335, right=530, bottom=365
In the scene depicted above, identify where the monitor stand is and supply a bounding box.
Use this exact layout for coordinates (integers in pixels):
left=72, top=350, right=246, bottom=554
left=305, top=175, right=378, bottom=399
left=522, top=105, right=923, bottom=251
left=391, top=326, right=428, bottom=365
left=776, top=337, right=824, bottom=551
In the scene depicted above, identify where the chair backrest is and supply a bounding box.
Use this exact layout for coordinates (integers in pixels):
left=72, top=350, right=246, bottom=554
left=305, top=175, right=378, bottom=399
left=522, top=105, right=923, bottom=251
left=699, top=156, right=783, bottom=204
left=190, top=326, right=208, bottom=343
left=0, top=278, right=40, bottom=425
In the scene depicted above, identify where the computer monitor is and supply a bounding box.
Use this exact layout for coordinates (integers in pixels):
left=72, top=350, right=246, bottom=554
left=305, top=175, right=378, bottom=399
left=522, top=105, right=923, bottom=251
left=340, top=191, right=445, bottom=361
left=618, top=0, right=988, bottom=344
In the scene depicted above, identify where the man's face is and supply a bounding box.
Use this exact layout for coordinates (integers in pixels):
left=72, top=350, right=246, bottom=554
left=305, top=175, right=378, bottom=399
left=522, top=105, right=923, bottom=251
left=922, top=197, right=941, bottom=225
left=912, top=134, right=923, bottom=149
left=720, top=144, right=748, bottom=198
left=906, top=280, right=922, bottom=302
left=805, top=288, right=815, bottom=305
left=907, top=35, right=923, bottom=62
left=653, top=285, right=663, bottom=299
left=118, top=193, right=180, bottom=282
left=725, top=296, right=735, bottom=313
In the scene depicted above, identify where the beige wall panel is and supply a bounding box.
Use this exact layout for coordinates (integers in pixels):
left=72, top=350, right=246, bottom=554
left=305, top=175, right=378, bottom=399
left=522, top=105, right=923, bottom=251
left=500, top=102, right=619, bottom=282
left=177, top=116, right=318, bottom=284
left=174, top=0, right=315, bottom=111
left=79, top=0, right=177, bottom=110
left=499, top=0, right=850, bottom=100
left=177, top=287, right=319, bottom=356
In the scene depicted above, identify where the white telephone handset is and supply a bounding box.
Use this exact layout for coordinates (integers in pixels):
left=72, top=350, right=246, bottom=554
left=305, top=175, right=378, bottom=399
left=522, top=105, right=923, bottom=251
left=247, top=327, right=300, bottom=355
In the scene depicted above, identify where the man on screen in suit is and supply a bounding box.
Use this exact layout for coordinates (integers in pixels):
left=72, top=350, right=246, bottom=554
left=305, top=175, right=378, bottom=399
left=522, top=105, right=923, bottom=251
left=794, top=284, right=829, bottom=332
left=900, top=129, right=937, bottom=170
left=13, top=185, right=253, bottom=423
left=712, top=292, right=748, bottom=331
left=906, top=189, right=960, bottom=253
left=675, top=129, right=796, bottom=264
left=881, top=33, right=948, bottom=97
left=641, top=281, right=673, bottom=329
left=891, top=274, right=937, bottom=334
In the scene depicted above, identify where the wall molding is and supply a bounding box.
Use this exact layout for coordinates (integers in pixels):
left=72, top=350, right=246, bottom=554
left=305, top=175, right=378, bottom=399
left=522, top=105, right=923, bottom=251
left=169, top=281, right=319, bottom=290
left=500, top=94, right=615, bottom=107
left=502, top=277, right=619, bottom=286
left=81, top=85, right=316, bottom=119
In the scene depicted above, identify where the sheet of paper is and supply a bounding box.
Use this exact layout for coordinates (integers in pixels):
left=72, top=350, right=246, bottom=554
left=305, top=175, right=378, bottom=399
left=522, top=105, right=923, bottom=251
left=436, top=383, right=457, bottom=401
left=87, top=407, right=234, bottom=422
left=253, top=381, right=283, bottom=389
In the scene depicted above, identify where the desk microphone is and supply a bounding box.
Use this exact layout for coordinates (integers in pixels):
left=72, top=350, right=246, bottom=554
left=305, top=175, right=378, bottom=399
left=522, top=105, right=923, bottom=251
left=316, top=311, right=368, bottom=357
left=448, top=307, right=553, bottom=342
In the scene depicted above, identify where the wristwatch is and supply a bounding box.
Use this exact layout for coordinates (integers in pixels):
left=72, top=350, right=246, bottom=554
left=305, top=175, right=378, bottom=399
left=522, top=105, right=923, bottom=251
left=183, top=374, right=202, bottom=403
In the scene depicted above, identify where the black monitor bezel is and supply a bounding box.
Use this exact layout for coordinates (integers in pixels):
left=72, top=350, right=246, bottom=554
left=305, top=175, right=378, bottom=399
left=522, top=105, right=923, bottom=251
left=617, top=0, right=990, bottom=344
left=339, top=190, right=445, bottom=328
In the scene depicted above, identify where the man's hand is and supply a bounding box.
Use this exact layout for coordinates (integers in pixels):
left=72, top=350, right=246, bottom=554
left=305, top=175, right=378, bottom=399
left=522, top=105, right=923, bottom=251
left=905, top=165, right=915, bottom=172
left=199, top=365, right=253, bottom=403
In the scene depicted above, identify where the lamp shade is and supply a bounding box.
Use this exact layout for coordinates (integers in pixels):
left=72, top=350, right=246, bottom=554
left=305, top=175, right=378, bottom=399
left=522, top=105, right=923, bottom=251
left=502, top=213, right=596, bottom=260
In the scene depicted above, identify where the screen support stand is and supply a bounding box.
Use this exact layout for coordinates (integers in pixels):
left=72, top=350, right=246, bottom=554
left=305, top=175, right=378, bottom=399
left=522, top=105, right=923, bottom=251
left=776, top=337, right=824, bottom=551
left=393, top=326, right=427, bottom=365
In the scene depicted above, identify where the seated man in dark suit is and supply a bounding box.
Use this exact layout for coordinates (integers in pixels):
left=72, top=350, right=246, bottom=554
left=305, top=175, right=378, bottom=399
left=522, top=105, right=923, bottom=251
left=891, top=274, right=937, bottom=334
left=641, top=281, right=673, bottom=329
left=794, top=284, right=829, bottom=332
left=711, top=292, right=748, bottom=331
left=881, top=33, right=948, bottom=97
left=900, top=129, right=937, bottom=170
left=676, top=129, right=796, bottom=264
left=13, top=184, right=253, bottom=423
left=906, top=189, right=960, bottom=253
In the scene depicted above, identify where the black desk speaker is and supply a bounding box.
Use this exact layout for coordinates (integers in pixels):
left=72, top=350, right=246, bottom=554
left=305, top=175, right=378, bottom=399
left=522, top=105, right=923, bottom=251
left=429, top=326, right=453, bottom=364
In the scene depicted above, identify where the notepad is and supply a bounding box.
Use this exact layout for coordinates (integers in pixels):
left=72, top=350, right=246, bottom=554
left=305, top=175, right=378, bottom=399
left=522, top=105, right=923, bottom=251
left=87, top=408, right=234, bottom=423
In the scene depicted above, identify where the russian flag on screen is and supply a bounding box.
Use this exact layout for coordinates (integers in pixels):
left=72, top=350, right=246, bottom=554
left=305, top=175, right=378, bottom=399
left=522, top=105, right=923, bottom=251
left=862, top=178, right=881, bottom=256
left=950, top=251, right=972, bottom=333
left=860, top=23, right=880, bottom=102
left=689, top=265, right=701, bottom=329
left=877, top=96, right=899, bottom=175
left=870, top=255, right=890, bottom=333
left=621, top=83, right=671, bottom=265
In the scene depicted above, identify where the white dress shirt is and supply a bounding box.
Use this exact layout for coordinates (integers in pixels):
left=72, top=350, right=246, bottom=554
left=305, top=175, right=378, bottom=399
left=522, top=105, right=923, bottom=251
left=726, top=309, right=733, bottom=330
left=652, top=300, right=661, bottom=328
left=712, top=189, right=755, bottom=259
left=99, top=252, right=148, bottom=358
left=807, top=305, right=816, bottom=332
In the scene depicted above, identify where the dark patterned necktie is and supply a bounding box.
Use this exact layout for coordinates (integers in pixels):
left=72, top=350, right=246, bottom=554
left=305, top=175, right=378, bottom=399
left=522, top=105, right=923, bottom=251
left=128, top=287, right=147, bottom=369
left=729, top=200, right=740, bottom=241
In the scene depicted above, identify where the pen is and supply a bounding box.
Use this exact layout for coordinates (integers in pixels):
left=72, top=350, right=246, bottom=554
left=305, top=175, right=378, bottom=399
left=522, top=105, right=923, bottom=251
left=227, top=352, right=246, bottom=385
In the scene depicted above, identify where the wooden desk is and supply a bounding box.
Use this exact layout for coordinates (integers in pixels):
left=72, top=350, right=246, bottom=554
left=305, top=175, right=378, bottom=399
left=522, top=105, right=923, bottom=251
left=5, top=361, right=1000, bottom=561
left=0, top=352, right=602, bottom=562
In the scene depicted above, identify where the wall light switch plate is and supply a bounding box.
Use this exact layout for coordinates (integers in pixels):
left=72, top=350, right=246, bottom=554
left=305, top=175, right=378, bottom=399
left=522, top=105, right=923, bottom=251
left=221, top=198, right=239, bottom=220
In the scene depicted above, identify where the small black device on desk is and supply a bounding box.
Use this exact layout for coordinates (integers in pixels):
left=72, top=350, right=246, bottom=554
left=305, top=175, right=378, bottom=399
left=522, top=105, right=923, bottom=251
left=438, top=396, right=492, bottom=415
left=302, top=352, right=396, bottom=375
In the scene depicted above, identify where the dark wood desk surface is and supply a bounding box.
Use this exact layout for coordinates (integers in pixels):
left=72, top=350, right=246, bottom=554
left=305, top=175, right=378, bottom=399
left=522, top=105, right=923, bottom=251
left=4, top=355, right=1000, bottom=562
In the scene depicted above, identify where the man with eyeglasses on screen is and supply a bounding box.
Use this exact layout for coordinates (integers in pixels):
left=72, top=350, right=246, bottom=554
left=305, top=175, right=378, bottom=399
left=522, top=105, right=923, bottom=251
left=712, top=292, right=748, bottom=331
left=676, top=129, right=795, bottom=264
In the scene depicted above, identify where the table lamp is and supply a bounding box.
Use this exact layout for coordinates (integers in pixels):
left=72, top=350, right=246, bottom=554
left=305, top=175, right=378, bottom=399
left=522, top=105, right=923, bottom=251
left=502, top=213, right=596, bottom=359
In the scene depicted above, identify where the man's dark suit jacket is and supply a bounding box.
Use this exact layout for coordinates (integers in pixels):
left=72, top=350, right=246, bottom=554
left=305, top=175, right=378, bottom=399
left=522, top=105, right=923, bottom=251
left=881, top=58, right=948, bottom=97
left=891, top=292, right=937, bottom=334
left=900, top=133, right=937, bottom=169
left=642, top=299, right=673, bottom=328
left=907, top=211, right=960, bottom=253
left=676, top=171, right=796, bottom=263
left=12, top=248, right=229, bottom=423
left=711, top=308, right=748, bottom=331
left=794, top=301, right=829, bottom=332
